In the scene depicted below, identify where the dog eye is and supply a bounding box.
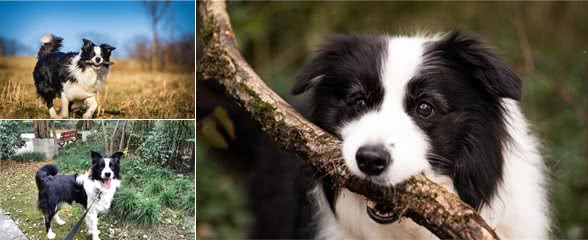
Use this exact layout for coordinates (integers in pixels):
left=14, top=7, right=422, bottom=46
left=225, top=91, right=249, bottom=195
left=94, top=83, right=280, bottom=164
left=416, top=102, right=434, bottom=117
left=353, top=98, right=366, bottom=110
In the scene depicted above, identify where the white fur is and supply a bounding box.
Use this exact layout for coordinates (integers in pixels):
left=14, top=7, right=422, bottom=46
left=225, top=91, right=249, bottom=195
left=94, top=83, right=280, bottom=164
left=316, top=36, right=550, bottom=239
left=75, top=170, right=120, bottom=240
left=61, top=53, right=109, bottom=119
left=341, top=36, right=433, bottom=186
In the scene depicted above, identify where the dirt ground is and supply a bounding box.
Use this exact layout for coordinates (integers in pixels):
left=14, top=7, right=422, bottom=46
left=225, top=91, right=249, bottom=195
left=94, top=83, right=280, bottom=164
left=0, top=56, right=195, bottom=119
left=0, top=160, right=194, bottom=240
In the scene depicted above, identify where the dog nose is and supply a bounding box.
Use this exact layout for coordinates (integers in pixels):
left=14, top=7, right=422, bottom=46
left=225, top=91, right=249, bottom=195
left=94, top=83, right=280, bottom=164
left=355, top=145, right=391, bottom=176
left=104, top=172, right=111, bottom=178
left=95, top=57, right=102, bottom=63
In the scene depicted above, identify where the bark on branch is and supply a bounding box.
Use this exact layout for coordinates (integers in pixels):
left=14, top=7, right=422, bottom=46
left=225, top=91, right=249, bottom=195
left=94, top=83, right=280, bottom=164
left=197, top=1, right=499, bottom=239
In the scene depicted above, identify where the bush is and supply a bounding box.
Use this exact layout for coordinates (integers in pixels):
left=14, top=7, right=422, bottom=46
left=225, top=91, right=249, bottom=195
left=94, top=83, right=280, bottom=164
left=111, top=187, right=161, bottom=224
left=11, top=152, right=46, bottom=162
left=0, top=121, right=25, bottom=160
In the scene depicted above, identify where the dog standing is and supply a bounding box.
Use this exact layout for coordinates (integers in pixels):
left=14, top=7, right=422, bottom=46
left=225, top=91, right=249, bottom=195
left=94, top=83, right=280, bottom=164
left=33, top=34, right=115, bottom=118
left=35, top=151, right=123, bottom=240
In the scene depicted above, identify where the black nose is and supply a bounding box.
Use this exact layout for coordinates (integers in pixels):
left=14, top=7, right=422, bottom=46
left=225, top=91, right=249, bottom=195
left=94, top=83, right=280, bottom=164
left=104, top=172, right=111, bottom=177
left=95, top=57, right=102, bottom=63
left=356, top=145, right=391, bottom=176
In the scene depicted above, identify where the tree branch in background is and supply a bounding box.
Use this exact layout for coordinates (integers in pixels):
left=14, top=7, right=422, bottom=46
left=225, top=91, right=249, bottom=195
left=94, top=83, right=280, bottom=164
left=197, top=1, right=499, bottom=239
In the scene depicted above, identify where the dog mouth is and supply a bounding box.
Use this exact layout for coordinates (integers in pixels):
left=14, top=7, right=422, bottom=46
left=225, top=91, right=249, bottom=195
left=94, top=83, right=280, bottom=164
left=366, top=199, right=396, bottom=224
left=101, top=178, right=112, bottom=189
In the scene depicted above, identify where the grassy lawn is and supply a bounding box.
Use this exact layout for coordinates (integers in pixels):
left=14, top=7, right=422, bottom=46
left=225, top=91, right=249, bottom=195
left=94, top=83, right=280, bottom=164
left=0, top=56, right=195, bottom=119
left=0, top=152, right=195, bottom=239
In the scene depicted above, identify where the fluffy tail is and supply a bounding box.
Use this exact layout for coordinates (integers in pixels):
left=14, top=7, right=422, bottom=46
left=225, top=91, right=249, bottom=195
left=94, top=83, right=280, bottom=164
left=35, top=164, right=58, bottom=191
left=37, top=34, right=63, bottom=58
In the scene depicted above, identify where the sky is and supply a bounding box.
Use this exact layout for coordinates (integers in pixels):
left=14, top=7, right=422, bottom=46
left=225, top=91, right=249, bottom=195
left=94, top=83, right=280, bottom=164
left=0, top=1, right=195, bottom=57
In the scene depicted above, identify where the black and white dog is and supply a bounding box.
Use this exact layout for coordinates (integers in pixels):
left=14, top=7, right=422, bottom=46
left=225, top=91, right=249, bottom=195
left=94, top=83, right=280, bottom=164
left=35, top=151, right=123, bottom=240
left=292, top=32, right=550, bottom=239
left=33, top=34, right=116, bottom=118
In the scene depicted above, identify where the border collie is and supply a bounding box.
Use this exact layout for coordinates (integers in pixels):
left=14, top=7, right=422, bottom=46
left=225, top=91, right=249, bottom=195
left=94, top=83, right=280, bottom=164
left=292, top=32, right=550, bottom=239
left=33, top=34, right=116, bottom=119
left=35, top=151, right=123, bottom=240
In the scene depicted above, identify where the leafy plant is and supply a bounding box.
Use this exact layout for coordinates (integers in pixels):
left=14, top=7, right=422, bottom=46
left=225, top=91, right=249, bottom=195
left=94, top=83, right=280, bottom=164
left=0, top=121, right=26, bottom=160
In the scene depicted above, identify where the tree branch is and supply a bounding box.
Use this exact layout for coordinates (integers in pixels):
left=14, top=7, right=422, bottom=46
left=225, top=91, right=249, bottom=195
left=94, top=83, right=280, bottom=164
left=197, top=1, right=499, bottom=239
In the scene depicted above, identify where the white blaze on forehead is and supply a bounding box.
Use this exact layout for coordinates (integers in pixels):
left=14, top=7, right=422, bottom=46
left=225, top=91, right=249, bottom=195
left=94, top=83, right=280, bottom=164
left=340, top=36, right=434, bottom=186
left=93, top=46, right=102, bottom=57
left=101, top=158, right=113, bottom=178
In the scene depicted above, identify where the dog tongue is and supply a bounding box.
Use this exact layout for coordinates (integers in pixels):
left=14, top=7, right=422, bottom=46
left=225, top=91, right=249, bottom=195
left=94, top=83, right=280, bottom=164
left=103, top=179, right=112, bottom=189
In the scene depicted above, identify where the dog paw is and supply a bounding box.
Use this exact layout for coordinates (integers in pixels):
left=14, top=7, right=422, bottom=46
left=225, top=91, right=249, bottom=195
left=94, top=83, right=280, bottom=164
left=47, top=230, right=56, bottom=239
left=82, top=113, right=94, bottom=119
left=56, top=219, right=65, bottom=225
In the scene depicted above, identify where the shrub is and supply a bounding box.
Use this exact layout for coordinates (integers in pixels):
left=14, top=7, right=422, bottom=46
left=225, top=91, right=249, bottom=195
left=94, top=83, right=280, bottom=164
left=111, top=187, right=161, bottom=224
left=11, top=152, right=46, bottom=162
left=0, top=121, right=25, bottom=160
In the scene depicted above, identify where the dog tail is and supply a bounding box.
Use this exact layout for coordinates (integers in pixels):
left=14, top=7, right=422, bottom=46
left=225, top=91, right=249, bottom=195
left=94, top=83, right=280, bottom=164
left=37, top=34, right=63, bottom=58
left=35, top=164, right=59, bottom=191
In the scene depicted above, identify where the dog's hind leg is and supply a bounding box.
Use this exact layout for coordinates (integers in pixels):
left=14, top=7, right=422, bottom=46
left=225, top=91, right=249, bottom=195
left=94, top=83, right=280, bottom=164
left=83, top=96, right=98, bottom=119
left=44, top=213, right=56, bottom=239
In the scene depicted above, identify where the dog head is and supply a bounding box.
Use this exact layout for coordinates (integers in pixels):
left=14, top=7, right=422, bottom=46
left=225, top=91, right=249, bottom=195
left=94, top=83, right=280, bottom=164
left=90, top=151, right=123, bottom=190
left=293, top=32, right=520, bottom=223
left=79, top=39, right=116, bottom=70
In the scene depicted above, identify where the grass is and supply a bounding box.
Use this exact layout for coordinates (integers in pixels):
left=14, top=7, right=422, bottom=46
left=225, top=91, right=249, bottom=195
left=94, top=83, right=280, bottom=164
left=0, top=142, right=195, bottom=240
left=10, top=152, right=47, bottom=162
left=0, top=56, right=194, bottom=119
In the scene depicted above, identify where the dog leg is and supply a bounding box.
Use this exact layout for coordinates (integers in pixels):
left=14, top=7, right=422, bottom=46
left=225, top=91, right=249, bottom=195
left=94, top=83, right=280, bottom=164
left=84, top=211, right=101, bottom=240
left=49, top=107, right=58, bottom=118
left=44, top=213, right=56, bottom=239
left=46, top=101, right=58, bottom=118
left=47, top=228, right=56, bottom=239
left=54, top=212, right=66, bottom=225
left=83, top=96, right=98, bottom=119
left=60, top=93, right=69, bottom=118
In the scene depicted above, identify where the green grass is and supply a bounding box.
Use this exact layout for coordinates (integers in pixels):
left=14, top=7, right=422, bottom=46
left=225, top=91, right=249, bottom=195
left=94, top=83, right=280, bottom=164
left=10, top=152, right=47, bottom=162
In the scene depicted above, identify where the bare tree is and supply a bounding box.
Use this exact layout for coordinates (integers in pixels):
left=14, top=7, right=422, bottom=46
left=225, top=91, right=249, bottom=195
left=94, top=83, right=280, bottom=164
left=143, top=0, right=171, bottom=72
left=197, top=1, right=498, bottom=239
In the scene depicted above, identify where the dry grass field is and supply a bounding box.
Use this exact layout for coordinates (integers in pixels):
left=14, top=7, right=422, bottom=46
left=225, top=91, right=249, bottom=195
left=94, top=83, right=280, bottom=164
left=0, top=56, right=195, bottom=119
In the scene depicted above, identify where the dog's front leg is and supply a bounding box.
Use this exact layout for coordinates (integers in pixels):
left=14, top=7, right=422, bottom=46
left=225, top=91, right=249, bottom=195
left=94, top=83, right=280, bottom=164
left=84, top=211, right=101, bottom=240
left=59, top=92, right=69, bottom=118
left=83, top=96, right=98, bottom=119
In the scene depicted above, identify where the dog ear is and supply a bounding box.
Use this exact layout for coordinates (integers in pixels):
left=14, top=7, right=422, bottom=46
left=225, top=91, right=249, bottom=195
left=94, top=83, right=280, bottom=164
left=82, top=39, right=94, bottom=48
left=111, top=152, right=124, bottom=162
left=101, top=44, right=116, bottom=52
left=435, top=31, right=522, bottom=100
left=91, top=151, right=102, bottom=164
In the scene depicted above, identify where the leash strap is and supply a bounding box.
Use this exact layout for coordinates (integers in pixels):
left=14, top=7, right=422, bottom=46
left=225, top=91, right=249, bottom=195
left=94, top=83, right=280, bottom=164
left=64, top=191, right=102, bottom=240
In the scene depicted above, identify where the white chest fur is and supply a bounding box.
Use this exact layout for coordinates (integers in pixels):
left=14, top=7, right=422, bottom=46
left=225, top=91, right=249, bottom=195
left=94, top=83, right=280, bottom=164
left=65, top=54, right=108, bottom=101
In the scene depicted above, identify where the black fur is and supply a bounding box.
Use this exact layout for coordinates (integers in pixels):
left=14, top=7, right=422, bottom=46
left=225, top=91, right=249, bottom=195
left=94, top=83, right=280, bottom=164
left=32, top=35, right=115, bottom=111
left=35, top=164, right=87, bottom=233
left=293, top=31, right=520, bottom=214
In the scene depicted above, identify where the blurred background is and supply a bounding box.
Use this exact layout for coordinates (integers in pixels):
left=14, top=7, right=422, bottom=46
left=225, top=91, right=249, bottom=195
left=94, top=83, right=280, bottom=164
left=197, top=1, right=588, bottom=239
left=0, top=1, right=195, bottom=118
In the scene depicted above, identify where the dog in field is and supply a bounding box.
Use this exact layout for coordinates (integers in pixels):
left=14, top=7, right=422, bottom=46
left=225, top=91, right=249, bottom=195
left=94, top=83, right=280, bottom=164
left=35, top=151, right=123, bottom=240
left=33, top=34, right=115, bottom=118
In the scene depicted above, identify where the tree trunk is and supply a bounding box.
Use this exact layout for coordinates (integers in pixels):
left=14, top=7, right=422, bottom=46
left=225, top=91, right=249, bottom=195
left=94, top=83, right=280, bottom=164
left=33, top=120, right=50, bottom=139
left=197, top=1, right=499, bottom=239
